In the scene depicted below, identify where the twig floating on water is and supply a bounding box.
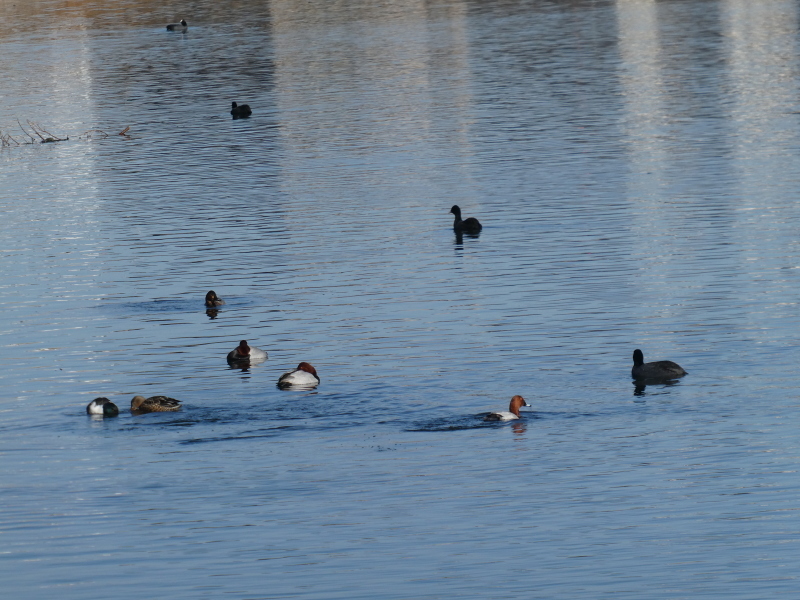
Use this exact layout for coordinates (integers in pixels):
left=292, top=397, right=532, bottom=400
left=15, top=119, right=68, bottom=143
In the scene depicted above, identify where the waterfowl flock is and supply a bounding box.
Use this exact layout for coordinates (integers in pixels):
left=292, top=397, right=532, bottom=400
left=84, top=204, right=688, bottom=420
left=163, top=19, right=253, bottom=120
left=125, top=19, right=689, bottom=424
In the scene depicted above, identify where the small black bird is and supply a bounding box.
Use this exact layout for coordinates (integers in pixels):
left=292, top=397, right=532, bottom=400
left=231, top=102, right=252, bottom=119
left=631, top=349, right=687, bottom=381
left=450, top=205, right=482, bottom=234
left=166, top=19, right=187, bottom=31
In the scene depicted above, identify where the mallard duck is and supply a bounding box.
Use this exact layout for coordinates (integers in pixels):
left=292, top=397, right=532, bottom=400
left=86, top=397, right=119, bottom=417
left=130, top=395, right=181, bottom=412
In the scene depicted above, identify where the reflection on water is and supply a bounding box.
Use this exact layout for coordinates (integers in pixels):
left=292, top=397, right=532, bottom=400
left=3, top=0, right=800, bottom=599
left=510, top=419, right=527, bottom=437
left=454, top=229, right=481, bottom=247
left=632, top=379, right=684, bottom=397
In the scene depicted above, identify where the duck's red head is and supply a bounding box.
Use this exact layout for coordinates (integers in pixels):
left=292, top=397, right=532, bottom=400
left=297, top=362, right=317, bottom=376
left=509, top=395, right=529, bottom=416
left=237, top=340, right=250, bottom=356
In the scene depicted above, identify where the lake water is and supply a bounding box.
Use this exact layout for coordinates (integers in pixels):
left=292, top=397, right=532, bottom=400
left=2, top=0, right=800, bottom=597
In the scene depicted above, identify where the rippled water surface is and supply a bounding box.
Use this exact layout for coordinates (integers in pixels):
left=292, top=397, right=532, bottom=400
left=3, top=0, right=800, bottom=598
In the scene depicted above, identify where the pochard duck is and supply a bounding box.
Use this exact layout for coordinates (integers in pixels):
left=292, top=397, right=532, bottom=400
left=86, top=397, right=119, bottom=417
left=205, top=290, right=225, bottom=307
left=130, top=395, right=181, bottom=412
left=484, top=395, right=530, bottom=421
left=227, top=340, right=268, bottom=362
left=230, top=102, right=252, bottom=118
left=166, top=19, right=187, bottom=31
left=277, top=362, right=320, bottom=389
left=450, top=205, right=482, bottom=234
left=631, top=349, right=687, bottom=381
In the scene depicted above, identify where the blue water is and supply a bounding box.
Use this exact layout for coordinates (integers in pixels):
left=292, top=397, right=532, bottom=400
left=2, top=0, right=800, bottom=598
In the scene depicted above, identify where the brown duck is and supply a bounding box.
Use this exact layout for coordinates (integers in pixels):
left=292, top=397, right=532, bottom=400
left=130, top=395, right=182, bottom=413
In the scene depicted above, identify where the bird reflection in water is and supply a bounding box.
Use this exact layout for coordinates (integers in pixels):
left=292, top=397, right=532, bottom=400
left=206, top=308, right=219, bottom=319
left=228, top=361, right=252, bottom=375
left=511, top=420, right=527, bottom=436
left=633, top=379, right=681, bottom=397
left=454, top=230, right=481, bottom=247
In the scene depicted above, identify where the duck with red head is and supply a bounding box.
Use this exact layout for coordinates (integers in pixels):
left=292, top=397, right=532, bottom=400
left=484, top=395, right=530, bottom=421
left=278, top=362, right=320, bottom=389
left=450, top=205, right=482, bottom=234
left=227, top=340, right=268, bottom=363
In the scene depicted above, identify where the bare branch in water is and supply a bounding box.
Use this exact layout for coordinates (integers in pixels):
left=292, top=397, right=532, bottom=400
left=28, top=121, right=68, bottom=143
left=13, top=120, right=68, bottom=143
left=3, top=120, right=125, bottom=145
left=78, top=129, right=110, bottom=140
left=16, top=119, right=37, bottom=143
left=78, top=126, right=130, bottom=140
left=27, top=120, right=46, bottom=141
left=0, top=130, right=22, bottom=147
